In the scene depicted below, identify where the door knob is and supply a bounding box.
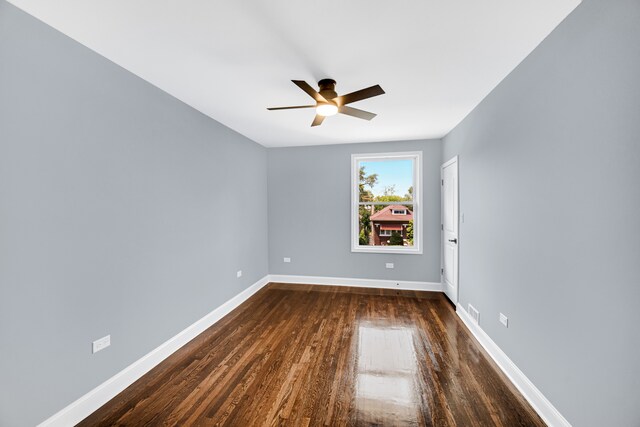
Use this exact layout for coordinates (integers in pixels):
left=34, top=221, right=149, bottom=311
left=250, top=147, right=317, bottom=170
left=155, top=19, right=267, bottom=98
left=448, top=238, right=458, bottom=244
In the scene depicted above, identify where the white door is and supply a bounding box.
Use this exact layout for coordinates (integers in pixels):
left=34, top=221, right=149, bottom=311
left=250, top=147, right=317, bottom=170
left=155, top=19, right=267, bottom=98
left=441, top=156, right=459, bottom=304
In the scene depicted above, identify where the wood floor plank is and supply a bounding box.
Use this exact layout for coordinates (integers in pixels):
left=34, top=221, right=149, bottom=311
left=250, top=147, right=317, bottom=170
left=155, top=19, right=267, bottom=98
left=78, top=284, right=545, bottom=427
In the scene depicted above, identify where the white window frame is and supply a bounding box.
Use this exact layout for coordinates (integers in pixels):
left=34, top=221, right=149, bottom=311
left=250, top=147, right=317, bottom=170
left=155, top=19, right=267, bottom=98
left=391, top=209, right=407, bottom=215
left=379, top=229, right=393, bottom=237
left=351, top=151, right=422, bottom=254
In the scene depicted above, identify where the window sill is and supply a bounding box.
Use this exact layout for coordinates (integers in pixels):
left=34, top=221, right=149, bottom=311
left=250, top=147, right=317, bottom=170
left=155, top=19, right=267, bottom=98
left=351, top=246, right=423, bottom=255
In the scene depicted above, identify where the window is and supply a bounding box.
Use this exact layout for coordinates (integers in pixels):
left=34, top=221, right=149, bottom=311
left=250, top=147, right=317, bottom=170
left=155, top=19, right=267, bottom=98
left=351, top=152, right=422, bottom=254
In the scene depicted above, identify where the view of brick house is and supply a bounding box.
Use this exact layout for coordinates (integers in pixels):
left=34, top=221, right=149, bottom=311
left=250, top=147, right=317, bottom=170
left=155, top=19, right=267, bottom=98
left=370, top=205, right=413, bottom=246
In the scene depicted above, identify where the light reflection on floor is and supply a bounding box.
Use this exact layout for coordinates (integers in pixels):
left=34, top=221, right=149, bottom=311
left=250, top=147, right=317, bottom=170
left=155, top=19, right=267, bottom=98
left=355, top=321, right=421, bottom=425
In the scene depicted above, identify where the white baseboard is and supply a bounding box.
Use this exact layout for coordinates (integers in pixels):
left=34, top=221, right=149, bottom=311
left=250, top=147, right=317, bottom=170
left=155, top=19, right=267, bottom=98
left=268, top=274, right=443, bottom=292
left=37, top=275, right=270, bottom=427
left=456, top=304, right=571, bottom=427
left=40, top=276, right=564, bottom=427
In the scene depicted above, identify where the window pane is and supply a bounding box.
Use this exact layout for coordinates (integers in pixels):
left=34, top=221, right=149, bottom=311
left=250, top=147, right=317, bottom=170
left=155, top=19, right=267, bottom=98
left=359, top=204, right=415, bottom=247
left=358, top=159, right=414, bottom=203
left=353, top=153, right=419, bottom=253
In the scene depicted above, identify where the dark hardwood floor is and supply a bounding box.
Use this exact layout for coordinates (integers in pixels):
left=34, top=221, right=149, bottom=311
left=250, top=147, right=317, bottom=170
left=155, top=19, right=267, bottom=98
left=79, top=283, right=545, bottom=426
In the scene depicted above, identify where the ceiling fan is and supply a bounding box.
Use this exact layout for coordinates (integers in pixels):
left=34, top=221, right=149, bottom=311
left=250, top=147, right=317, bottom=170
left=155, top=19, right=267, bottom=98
left=267, top=79, right=385, bottom=127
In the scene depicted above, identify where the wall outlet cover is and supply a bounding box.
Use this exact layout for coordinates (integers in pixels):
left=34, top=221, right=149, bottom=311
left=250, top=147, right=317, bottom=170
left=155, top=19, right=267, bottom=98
left=499, top=313, right=509, bottom=327
left=386, top=263, right=394, bottom=269
left=92, top=335, right=111, bottom=354
left=283, top=257, right=291, bottom=263
left=236, top=270, right=242, bottom=278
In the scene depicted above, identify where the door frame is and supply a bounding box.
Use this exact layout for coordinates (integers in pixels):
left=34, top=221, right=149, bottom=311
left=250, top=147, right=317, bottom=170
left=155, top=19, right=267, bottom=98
left=441, top=156, right=459, bottom=304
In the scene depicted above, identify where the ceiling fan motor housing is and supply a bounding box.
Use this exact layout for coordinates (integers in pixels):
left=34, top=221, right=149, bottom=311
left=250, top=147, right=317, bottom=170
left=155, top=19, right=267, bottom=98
left=318, top=79, right=338, bottom=103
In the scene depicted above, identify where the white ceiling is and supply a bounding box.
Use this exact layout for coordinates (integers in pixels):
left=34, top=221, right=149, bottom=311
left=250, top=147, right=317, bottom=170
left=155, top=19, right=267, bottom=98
left=8, top=0, right=580, bottom=147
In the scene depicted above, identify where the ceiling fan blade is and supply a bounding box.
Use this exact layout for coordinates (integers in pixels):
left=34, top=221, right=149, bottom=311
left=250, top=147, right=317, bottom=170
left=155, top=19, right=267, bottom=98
left=267, top=105, right=315, bottom=110
left=338, top=106, right=377, bottom=121
left=292, top=80, right=328, bottom=103
left=335, top=85, right=385, bottom=106
left=311, top=115, right=325, bottom=127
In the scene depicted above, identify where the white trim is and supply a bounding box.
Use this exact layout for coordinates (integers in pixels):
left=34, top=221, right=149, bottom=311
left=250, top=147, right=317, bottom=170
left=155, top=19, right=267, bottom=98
left=350, top=245, right=421, bottom=254
left=268, top=274, right=443, bottom=292
left=456, top=304, right=572, bottom=427
left=351, top=151, right=423, bottom=255
left=441, top=155, right=458, bottom=169
left=35, top=275, right=568, bottom=427
left=358, top=201, right=414, bottom=206
left=37, top=275, right=271, bottom=427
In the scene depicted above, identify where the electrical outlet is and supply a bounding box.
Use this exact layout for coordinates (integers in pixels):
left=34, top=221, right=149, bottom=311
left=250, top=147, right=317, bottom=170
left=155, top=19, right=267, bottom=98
left=236, top=270, right=242, bottom=278
left=386, top=263, right=394, bottom=269
left=283, top=257, right=291, bottom=263
left=499, top=313, right=509, bottom=328
left=92, top=335, right=111, bottom=354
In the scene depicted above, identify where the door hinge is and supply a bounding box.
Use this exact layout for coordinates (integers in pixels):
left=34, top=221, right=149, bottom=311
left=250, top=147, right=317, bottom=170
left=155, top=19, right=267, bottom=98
left=441, top=268, right=444, bottom=275
left=441, top=224, right=444, bottom=230
left=441, top=179, right=444, bottom=186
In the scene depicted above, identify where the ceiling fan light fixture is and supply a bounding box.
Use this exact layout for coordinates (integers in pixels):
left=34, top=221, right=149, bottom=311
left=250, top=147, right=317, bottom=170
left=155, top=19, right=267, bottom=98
left=316, top=103, right=338, bottom=117
left=267, top=80, right=384, bottom=126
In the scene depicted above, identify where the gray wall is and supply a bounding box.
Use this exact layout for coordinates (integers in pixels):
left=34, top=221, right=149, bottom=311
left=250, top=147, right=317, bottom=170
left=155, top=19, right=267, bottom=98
left=442, top=0, right=640, bottom=426
left=268, top=140, right=442, bottom=283
left=0, top=2, right=268, bottom=426
left=4, top=0, right=639, bottom=424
